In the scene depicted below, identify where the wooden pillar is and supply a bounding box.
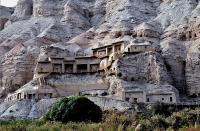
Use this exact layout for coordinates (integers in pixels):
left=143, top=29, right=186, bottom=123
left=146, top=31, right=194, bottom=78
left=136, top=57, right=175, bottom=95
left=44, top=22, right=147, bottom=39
left=62, top=63, right=65, bottom=73
left=52, top=64, right=54, bottom=73
left=143, top=91, right=147, bottom=103
left=93, top=51, right=97, bottom=57
left=39, top=78, right=42, bottom=86
left=87, top=64, right=90, bottom=72
left=112, top=45, right=115, bottom=54
left=106, top=47, right=108, bottom=56
left=21, top=92, right=24, bottom=99
left=24, top=93, right=27, bottom=99
left=122, top=91, right=126, bottom=100
left=42, top=77, right=45, bottom=85
left=50, top=63, right=53, bottom=72
left=121, top=43, right=125, bottom=52
left=73, top=64, right=77, bottom=73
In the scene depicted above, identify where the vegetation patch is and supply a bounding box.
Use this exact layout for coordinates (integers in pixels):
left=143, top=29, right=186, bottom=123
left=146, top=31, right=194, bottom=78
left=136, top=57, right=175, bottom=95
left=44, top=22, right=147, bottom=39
left=0, top=102, right=199, bottom=131
left=42, top=96, right=102, bottom=123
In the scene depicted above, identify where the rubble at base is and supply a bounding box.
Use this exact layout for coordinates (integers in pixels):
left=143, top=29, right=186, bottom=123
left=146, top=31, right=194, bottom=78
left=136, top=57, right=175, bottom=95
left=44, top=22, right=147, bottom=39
left=0, top=0, right=200, bottom=119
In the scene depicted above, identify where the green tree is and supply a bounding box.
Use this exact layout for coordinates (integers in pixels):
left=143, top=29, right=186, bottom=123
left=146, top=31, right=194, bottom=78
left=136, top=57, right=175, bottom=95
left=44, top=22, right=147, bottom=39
left=43, top=96, right=102, bottom=123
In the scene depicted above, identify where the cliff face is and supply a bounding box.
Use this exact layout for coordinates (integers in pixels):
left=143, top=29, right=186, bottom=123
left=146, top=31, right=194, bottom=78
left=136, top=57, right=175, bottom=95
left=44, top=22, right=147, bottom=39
left=0, top=6, right=13, bottom=30
left=1, top=0, right=200, bottom=98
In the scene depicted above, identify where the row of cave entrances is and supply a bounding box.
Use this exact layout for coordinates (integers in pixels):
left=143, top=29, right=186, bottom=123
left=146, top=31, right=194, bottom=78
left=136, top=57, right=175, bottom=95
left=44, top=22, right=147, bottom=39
left=39, top=63, right=99, bottom=74
left=7, top=93, right=53, bottom=101
left=179, top=31, right=198, bottom=41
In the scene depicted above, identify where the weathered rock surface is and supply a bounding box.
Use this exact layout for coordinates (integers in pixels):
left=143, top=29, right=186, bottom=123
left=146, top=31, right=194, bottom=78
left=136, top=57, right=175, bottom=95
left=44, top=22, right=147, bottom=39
left=28, top=98, right=57, bottom=119
left=46, top=74, right=108, bottom=96
left=112, top=52, right=171, bottom=85
left=186, top=39, right=200, bottom=96
left=88, top=97, right=132, bottom=112
left=10, top=0, right=33, bottom=22
left=0, top=97, right=131, bottom=120
left=0, top=98, right=57, bottom=120
left=0, top=6, right=14, bottom=30
left=1, top=0, right=200, bottom=119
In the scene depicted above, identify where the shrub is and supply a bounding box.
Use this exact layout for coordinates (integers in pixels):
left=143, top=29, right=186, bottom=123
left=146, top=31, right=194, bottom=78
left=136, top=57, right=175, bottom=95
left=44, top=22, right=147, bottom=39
left=42, top=96, right=102, bottom=123
left=150, top=115, right=168, bottom=129
left=140, top=119, right=152, bottom=131
left=150, top=102, right=176, bottom=116
left=167, top=112, right=187, bottom=130
left=102, top=110, right=135, bottom=131
left=139, top=115, right=168, bottom=130
left=166, top=108, right=199, bottom=130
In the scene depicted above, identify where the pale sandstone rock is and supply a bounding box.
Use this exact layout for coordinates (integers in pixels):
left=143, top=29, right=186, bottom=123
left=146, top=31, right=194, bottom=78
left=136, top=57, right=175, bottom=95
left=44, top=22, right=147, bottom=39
left=88, top=97, right=132, bottom=112
left=111, top=52, right=171, bottom=85
left=0, top=97, right=131, bottom=120
left=160, top=39, right=187, bottom=94
left=46, top=74, right=109, bottom=96
left=0, top=100, right=34, bottom=119
left=1, top=0, right=200, bottom=119
left=28, top=98, right=57, bottom=119
left=186, top=39, right=200, bottom=96
left=0, top=6, right=14, bottom=30
left=0, top=98, right=56, bottom=119
left=10, top=0, right=33, bottom=22
left=0, top=0, right=94, bottom=94
left=0, top=101, right=16, bottom=116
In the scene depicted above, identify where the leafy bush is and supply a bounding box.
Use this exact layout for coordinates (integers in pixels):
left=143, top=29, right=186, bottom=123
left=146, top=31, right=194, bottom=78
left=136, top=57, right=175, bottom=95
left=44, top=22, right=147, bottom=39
left=150, top=115, right=168, bottom=129
left=140, top=119, right=152, bottom=131
left=150, top=102, right=177, bottom=116
left=43, top=96, right=102, bottom=123
left=139, top=115, right=168, bottom=130
left=102, top=110, right=134, bottom=131
left=166, top=108, right=199, bottom=130
left=0, top=109, right=199, bottom=130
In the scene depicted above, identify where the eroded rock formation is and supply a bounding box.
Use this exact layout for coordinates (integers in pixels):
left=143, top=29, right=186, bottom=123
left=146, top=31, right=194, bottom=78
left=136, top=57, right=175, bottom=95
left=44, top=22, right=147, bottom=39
left=0, top=0, right=200, bottom=114
left=0, top=6, right=14, bottom=30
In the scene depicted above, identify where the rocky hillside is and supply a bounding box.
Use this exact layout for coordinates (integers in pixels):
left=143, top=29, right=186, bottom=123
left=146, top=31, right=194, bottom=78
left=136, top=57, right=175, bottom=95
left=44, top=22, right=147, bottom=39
left=0, top=0, right=200, bottom=98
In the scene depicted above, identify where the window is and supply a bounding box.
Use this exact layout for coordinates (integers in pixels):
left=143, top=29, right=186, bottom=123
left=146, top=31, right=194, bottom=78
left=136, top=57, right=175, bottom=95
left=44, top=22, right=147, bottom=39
left=115, top=32, right=122, bottom=38
left=125, top=98, right=130, bottom=101
left=134, top=98, right=138, bottom=103
left=17, top=93, right=21, bottom=99
left=147, top=98, right=150, bottom=102
left=108, top=48, right=113, bottom=55
left=49, top=93, right=52, bottom=98
left=53, top=64, right=62, bottom=73
left=117, top=73, right=122, bottom=77
left=77, top=64, right=88, bottom=73
left=170, top=97, right=173, bottom=102
left=164, top=61, right=172, bottom=72
left=32, top=94, right=36, bottom=99
left=65, top=64, right=73, bottom=73
left=115, top=45, right=121, bottom=52
left=28, top=94, right=32, bottom=99
left=189, top=32, right=192, bottom=39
